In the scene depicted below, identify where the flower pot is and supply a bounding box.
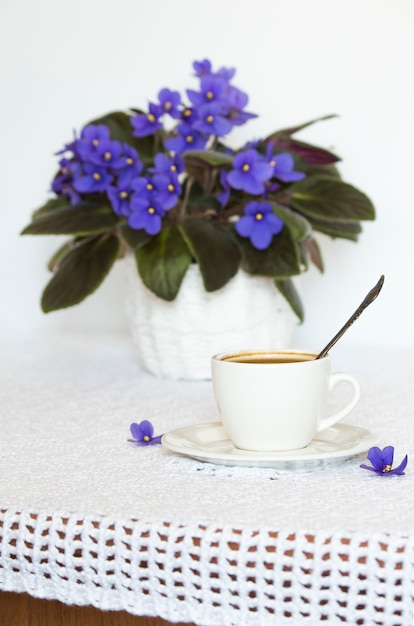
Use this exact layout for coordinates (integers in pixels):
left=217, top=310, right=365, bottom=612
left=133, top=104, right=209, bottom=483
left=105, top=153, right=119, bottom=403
left=124, top=256, right=298, bottom=380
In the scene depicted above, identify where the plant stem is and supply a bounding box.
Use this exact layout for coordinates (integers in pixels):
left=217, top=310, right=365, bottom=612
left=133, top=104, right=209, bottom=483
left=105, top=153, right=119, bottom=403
left=179, top=176, right=194, bottom=219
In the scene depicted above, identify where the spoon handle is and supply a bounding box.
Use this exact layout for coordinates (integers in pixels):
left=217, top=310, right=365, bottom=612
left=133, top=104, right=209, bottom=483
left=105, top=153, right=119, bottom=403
left=316, top=275, right=385, bottom=360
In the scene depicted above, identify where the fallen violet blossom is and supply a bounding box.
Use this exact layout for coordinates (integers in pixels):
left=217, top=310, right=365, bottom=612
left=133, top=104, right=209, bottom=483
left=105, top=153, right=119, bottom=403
left=360, top=446, right=408, bottom=476
left=128, top=420, right=163, bottom=446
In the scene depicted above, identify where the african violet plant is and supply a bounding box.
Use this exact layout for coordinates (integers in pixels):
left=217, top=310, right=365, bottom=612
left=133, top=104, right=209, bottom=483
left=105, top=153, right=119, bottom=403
left=22, top=59, right=375, bottom=321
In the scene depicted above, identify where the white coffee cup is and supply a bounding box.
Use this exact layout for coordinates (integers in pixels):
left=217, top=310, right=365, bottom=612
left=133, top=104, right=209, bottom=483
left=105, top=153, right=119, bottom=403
left=211, top=349, right=361, bottom=452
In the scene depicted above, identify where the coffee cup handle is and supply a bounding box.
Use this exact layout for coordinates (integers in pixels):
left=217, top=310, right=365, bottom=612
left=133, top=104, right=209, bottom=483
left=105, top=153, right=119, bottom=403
left=318, top=372, right=361, bottom=432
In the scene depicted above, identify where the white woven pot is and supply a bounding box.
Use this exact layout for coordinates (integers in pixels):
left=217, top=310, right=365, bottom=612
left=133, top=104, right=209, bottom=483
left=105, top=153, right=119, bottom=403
left=124, top=256, right=298, bottom=380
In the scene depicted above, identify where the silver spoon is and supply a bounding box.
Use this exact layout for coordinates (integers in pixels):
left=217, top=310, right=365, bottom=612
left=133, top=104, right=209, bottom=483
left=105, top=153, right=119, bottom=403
left=316, top=275, right=385, bottom=359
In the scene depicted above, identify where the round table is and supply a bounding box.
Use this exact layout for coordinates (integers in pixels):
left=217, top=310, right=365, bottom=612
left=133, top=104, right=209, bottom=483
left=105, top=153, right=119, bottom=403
left=0, top=332, right=413, bottom=625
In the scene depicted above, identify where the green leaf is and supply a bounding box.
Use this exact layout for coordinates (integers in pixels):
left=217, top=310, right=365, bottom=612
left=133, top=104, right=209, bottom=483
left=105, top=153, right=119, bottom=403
left=179, top=219, right=241, bottom=291
left=275, top=278, right=304, bottom=322
left=304, top=164, right=342, bottom=179
left=120, top=223, right=152, bottom=249
left=265, top=114, right=338, bottom=139
left=291, top=176, right=375, bottom=222
left=300, top=238, right=324, bottom=272
left=41, top=234, right=120, bottom=312
left=47, top=238, right=78, bottom=271
left=271, top=203, right=312, bottom=241
left=21, top=200, right=118, bottom=236
left=85, top=110, right=155, bottom=163
left=31, top=196, right=70, bottom=219
left=136, top=226, right=192, bottom=301
left=310, top=217, right=362, bottom=241
left=183, top=150, right=234, bottom=168
left=238, top=225, right=301, bottom=278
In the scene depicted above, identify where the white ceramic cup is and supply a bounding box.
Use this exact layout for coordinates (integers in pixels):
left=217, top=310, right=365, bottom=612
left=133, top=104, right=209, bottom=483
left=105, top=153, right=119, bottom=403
left=211, top=349, right=361, bottom=452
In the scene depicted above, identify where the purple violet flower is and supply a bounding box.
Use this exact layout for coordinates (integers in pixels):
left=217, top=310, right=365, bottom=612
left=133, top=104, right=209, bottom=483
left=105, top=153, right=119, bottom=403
left=164, top=122, right=207, bottom=155
left=152, top=173, right=181, bottom=210
left=360, top=446, right=408, bottom=476
left=73, top=163, right=113, bottom=193
left=131, top=175, right=158, bottom=199
left=76, top=124, right=111, bottom=161
left=128, top=196, right=166, bottom=235
left=193, top=59, right=212, bottom=77
left=180, top=106, right=197, bottom=124
left=235, top=201, right=284, bottom=250
left=187, top=74, right=227, bottom=108
left=131, top=103, right=163, bottom=137
left=227, top=149, right=273, bottom=195
left=51, top=158, right=82, bottom=204
left=130, top=174, right=179, bottom=210
left=88, top=138, right=125, bottom=169
left=225, top=86, right=257, bottom=126
left=151, top=152, right=185, bottom=177
left=266, top=148, right=306, bottom=182
left=158, top=88, right=181, bottom=119
left=215, top=66, right=236, bottom=82
left=193, top=102, right=233, bottom=137
left=117, top=145, right=143, bottom=185
left=107, top=179, right=136, bottom=217
left=128, top=420, right=163, bottom=446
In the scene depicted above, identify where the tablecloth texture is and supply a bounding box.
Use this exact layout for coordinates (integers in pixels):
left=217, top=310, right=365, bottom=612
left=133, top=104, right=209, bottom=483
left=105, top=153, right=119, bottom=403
left=0, top=331, right=413, bottom=626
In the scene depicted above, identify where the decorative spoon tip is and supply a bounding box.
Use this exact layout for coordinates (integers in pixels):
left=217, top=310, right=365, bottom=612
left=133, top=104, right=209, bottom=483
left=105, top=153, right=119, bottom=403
left=316, top=274, right=385, bottom=359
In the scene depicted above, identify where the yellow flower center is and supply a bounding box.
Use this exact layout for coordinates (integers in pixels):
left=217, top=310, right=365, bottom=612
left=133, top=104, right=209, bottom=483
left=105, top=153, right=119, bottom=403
left=147, top=113, right=155, bottom=122
left=61, top=167, right=68, bottom=174
left=270, top=159, right=276, bottom=167
left=119, top=191, right=128, bottom=199
left=126, top=157, right=133, bottom=165
left=104, top=151, right=112, bottom=161
left=143, top=435, right=150, bottom=442
left=170, top=165, right=177, bottom=171
left=93, top=172, right=101, bottom=181
left=168, top=184, right=174, bottom=192
left=92, top=139, right=99, bottom=147
left=206, top=115, right=214, bottom=123
left=148, top=207, right=155, bottom=214
left=256, top=213, right=264, bottom=221
left=242, top=164, right=250, bottom=172
left=383, top=464, right=392, bottom=472
left=164, top=101, right=172, bottom=110
left=146, top=183, right=153, bottom=190
left=186, top=135, right=194, bottom=143
left=206, top=91, right=214, bottom=100
left=183, top=108, right=192, bottom=117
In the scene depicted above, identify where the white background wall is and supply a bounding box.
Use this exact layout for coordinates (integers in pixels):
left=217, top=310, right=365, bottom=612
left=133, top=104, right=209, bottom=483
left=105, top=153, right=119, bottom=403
left=1, top=0, right=413, bottom=348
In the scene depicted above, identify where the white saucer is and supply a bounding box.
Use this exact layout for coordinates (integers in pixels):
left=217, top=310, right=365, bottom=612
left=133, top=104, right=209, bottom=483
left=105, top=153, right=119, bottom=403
left=162, top=422, right=377, bottom=470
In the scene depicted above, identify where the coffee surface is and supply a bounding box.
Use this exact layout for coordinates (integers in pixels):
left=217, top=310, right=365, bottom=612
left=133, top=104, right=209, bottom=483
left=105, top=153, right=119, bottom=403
left=222, top=353, right=315, bottom=364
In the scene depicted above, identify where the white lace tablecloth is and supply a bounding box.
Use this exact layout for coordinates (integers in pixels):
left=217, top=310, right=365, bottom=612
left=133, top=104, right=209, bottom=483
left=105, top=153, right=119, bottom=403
left=0, top=332, right=413, bottom=626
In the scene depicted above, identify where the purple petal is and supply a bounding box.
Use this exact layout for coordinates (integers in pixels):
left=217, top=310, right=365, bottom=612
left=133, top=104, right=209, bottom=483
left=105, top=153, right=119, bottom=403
left=382, top=446, right=395, bottom=468
left=139, top=420, right=154, bottom=438
left=227, top=170, right=264, bottom=194
left=250, top=222, right=273, bottom=250
left=266, top=213, right=284, bottom=234
left=360, top=463, right=382, bottom=474
left=366, top=446, right=384, bottom=470
left=273, top=153, right=294, bottom=170
left=130, top=422, right=144, bottom=441
left=277, top=171, right=306, bottom=182
left=389, top=454, right=408, bottom=475
left=251, top=161, right=274, bottom=182
left=149, top=435, right=163, bottom=445
left=235, top=215, right=255, bottom=237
